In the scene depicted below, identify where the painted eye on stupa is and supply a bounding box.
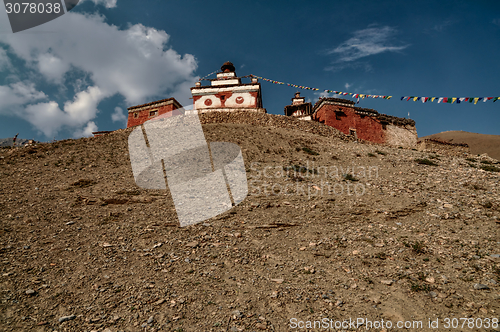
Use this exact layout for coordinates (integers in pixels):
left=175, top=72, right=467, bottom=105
left=204, top=98, right=213, bottom=106
left=236, top=96, right=244, bottom=104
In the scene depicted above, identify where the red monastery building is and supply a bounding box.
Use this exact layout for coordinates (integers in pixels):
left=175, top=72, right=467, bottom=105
left=189, top=61, right=266, bottom=114
left=312, top=97, right=417, bottom=147
left=126, top=97, right=183, bottom=128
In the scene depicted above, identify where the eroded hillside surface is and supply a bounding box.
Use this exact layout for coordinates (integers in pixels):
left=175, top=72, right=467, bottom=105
left=1, top=113, right=499, bottom=332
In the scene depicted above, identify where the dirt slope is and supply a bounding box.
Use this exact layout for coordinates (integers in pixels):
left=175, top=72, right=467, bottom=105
left=1, top=113, right=499, bottom=332
left=419, top=131, right=500, bottom=160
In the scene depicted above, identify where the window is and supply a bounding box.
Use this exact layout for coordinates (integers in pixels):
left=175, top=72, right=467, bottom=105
left=133, top=112, right=139, bottom=118
left=349, top=128, right=357, bottom=138
left=334, top=110, right=345, bottom=121
left=149, top=110, right=158, bottom=117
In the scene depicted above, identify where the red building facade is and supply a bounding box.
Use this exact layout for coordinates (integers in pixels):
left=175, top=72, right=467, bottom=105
left=312, top=98, right=417, bottom=146
left=126, top=97, right=183, bottom=128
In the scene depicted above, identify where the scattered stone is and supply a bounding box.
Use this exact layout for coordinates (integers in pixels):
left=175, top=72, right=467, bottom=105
left=153, top=299, right=165, bottom=305
left=255, top=322, right=267, bottom=330
left=185, top=241, right=199, bottom=248
left=270, top=278, right=283, bottom=284
left=25, top=289, right=36, bottom=296
left=381, top=280, right=393, bottom=286
left=473, top=283, right=490, bottom=290
left=232, top=310, right=243, bottom=319
left=425, top=277, right=435, bottom=284
left=59, top=315, right=76, bottom=323
left=147, top=316, right=154, bottom=324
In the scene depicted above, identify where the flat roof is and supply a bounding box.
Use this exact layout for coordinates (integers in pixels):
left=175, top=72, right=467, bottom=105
left=127, top=97, right=183, bottom=111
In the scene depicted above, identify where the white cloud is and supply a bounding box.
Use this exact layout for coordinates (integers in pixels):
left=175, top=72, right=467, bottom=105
left=327, top=26, right=409, bottom=63
left=0, top=10, right=198, bottom=137
left=432, top=20, right=454, bottom=32
left=74, top=121, right=98, bottom=137
left=36, top=53, right=70, bottom=84
left=23, top=102, right=66, bottom=137
left=325, top=62, right=372, bottom=73
left=0, top=82, right=47, bottom=112
left=344, top=83, right=351, bottom=89
left=80, top=0, right=117, bottom=8
left=64, top=85, right=105, bottom=123
left=23, top=86, right=105, bottom=137
left=111, top=106, right=126, bottom=122
left=0, top=48, right=11, bottom=70
left=313, top=90, right=342, bottom=99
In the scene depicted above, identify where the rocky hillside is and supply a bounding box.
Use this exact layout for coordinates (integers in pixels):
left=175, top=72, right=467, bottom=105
left=0, top=138, right=35, bottom=148
left=1, top=112, right=499, bottom=332
left=419, top=131, right=500, bottom=161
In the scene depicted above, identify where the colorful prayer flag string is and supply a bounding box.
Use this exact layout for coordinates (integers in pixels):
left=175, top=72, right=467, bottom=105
left=251, top=75, right=392, bottom=101
left=242, top=74, right=500, bottom=105
left=400, top=96, right=499, bottom=104
left=199, top=69, right=221, bottom=81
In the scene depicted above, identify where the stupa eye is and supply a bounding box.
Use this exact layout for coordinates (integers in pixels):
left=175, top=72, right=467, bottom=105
left=236, top=96, right=244, bottom=104
left=204, top=99, right=213, bottom=106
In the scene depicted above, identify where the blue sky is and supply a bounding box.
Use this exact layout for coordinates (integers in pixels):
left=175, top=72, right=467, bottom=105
left=0, top=0, right=499, bottom=141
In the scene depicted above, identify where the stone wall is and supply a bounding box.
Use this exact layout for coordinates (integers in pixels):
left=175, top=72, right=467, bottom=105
left=417, top=138, right=470, bottom=156
left=385, top=124, right=418, bottom=148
